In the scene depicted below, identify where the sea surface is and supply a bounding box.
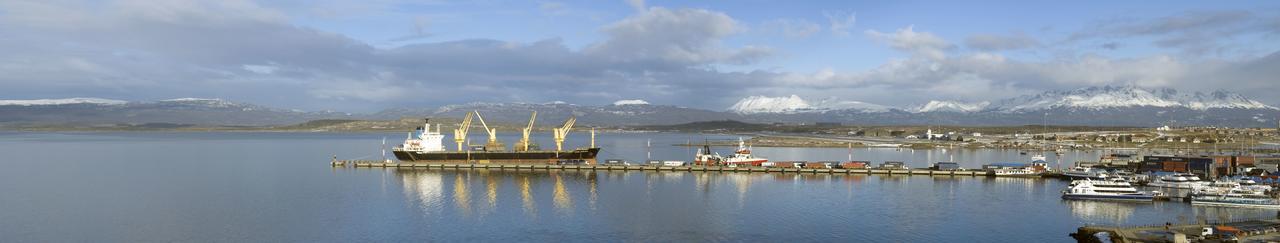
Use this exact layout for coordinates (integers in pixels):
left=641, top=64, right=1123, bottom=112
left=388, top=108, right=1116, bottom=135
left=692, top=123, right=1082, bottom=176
left=1, top=131, right=1274, bottom=242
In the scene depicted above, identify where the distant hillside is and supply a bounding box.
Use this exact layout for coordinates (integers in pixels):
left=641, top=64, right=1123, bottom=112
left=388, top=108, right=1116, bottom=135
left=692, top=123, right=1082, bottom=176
left=635, top=120, right=772, bottom=132
left=0, top=98, right=354, bottom=128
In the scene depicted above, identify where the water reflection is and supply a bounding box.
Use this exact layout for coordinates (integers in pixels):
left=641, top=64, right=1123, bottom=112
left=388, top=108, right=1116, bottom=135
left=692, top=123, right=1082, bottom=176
left=388, top=168, right=1276, bottom=242
left=552, top=172, right=573, bottom=216
left=400, top=170, right=443, bottom=214
left=1065, top=200, right=1138, bottom=224
left=453, top=173, right=471, bottom=216
left=520, top=175, right=536, bottom=217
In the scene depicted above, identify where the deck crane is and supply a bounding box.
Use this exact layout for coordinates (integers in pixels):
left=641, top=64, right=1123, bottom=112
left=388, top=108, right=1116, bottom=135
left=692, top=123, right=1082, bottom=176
left=553, top=116, right=576, bottom=151
left=452, top=112, right=474, bottom=151
left=515, top=111, right=537, bottom=152
left=473, top=110, right=505, bottom=151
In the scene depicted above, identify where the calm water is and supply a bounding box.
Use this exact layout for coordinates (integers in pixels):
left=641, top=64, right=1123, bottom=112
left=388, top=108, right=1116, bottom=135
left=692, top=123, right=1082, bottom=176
left=0, top=132, right=1274, bottom=242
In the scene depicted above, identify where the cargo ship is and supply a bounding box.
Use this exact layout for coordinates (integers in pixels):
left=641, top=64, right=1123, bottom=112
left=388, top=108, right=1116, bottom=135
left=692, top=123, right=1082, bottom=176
left=392, top=111, right=599, bottom=164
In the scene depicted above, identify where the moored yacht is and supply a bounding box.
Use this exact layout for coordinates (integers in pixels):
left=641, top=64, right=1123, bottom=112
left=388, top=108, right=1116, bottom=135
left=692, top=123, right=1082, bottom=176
left=1062, top=166, right=1109, bottom=180
left=1062, top=179, right=1159, bottom=202
left=1146, top=173, right=1210, bottom=189
left=1191, top=187, right=1280, bottom=209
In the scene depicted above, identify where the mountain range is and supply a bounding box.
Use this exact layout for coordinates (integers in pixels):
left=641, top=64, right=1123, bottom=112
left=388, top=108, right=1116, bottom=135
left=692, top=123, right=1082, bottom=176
left=2, top=86, right=1277, bottom=128
left=728, top=86, right=1276, bottom=114
left=0, top=98, right=353, bottom=126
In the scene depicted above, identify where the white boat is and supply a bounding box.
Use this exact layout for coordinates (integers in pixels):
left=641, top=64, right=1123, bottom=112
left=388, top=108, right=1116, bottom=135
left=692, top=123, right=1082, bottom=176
left=1062, top=179, right=1159, bottom=202
left=1191, top=187, right=1280, bottom=209
left=1062, top=166, right=1109, bottom=180
left=1192, top=178, right=1272, bottom=195
left=693, top=138, right=768, bottom=166
left=989, top=161, right=1050, bottom=177
left=994, top=167, right=1043, bottom=177
left=662, top=161, right=687, bottom=167
left=1146, top=173, right=1210, bottom=189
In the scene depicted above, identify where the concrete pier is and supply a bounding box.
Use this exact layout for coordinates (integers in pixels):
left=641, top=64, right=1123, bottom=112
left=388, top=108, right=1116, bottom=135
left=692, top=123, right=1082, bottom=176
left=338, top=162, right=991, bottom=177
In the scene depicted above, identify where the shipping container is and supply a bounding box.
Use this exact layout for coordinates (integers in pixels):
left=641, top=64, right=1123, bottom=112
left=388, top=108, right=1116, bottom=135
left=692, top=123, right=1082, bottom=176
left=804, top=162, right=831, bottom=169
left=841, top=161, right=869, bottom=169
left=1162, top=161, right=1187, bottom=172
left=932, top=162, right=960, bottom=171
left=881, top=161, right=909, bottom=170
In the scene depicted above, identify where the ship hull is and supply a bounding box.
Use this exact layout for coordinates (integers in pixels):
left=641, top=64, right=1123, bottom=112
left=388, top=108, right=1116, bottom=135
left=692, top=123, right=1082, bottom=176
left=393, top=148, right=600, bottom=164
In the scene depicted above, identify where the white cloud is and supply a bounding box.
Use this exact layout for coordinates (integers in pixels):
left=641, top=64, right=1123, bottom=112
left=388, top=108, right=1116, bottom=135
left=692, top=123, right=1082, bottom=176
left=965, top=33, right=1041, bottom=51
left=824, top=11, right=856, bottom=36
left=586, top=7, right=768, bottom=65
left=241, top=64, right=278, bottom=74
left=865, top=25, right=953, bottom=60
left=762, top=19, right=821, bottom=39
left=626, top=0, right=645, bottom=12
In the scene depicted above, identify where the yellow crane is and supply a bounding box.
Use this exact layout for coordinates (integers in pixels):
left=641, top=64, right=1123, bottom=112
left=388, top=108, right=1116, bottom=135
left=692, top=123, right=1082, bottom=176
left=452, top=112, right=474, bottom=151
left=553, top=116, right=576, bottom=151
left=473, top=110, right=505, bottom=151
left=515, top=111, right=537, bottom=152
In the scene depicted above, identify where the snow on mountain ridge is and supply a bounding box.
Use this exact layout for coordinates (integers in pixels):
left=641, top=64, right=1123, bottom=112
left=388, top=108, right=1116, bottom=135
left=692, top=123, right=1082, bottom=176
left=911, top=100, right=990, bottom=113
left=0, top=98, right=127, bottom=106
left=990, top=86, right=1276, bottom=112
left=727, top=95, right=890, bottom=114
left=727, top=95, right=811, bottom=114
left=612, top=99, right=650, bottom=105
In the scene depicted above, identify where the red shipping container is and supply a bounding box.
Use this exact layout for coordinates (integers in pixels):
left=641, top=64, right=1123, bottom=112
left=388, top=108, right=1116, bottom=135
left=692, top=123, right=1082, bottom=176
left=1238, top=156, right=1256, bottom=166
left=1162, top=161, right=1187, bottom=172
left=841, top=161, right=868, bottom=169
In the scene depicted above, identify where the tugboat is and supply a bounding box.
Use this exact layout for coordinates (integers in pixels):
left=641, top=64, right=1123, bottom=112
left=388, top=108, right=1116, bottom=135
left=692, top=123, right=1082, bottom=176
left=693, top=138, right=768, bottom=166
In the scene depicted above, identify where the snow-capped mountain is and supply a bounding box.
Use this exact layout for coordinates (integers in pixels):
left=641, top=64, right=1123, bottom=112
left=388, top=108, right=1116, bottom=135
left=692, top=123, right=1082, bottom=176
left=727, top=95, right=889, bottom=114
left=988, top=86, right=1276, bottom=112
left=727, top=95, right=810, bottom=114
left=910, top=100, right=990, bottom=113
left=612, top=99, right=650, bottom=106
left=0, top=98, right=127, bottom=106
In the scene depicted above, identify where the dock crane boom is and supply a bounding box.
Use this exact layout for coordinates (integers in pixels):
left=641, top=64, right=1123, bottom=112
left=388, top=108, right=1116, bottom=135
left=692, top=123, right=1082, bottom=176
left=453, top=112, right=474, bottom=151
left=473, top=110, right=505, bottom=151
left=553, top=116, right=576, bottom=151
left=516, top=111, right=537, bottom=151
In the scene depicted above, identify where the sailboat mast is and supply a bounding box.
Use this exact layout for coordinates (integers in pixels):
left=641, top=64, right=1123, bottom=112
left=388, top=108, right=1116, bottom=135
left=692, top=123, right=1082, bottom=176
left=646, top=139, right=652, bottom=161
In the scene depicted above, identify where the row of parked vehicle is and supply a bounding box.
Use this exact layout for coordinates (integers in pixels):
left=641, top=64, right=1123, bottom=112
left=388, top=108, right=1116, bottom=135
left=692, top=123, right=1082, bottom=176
left=594, top=159, right=966, bottom=171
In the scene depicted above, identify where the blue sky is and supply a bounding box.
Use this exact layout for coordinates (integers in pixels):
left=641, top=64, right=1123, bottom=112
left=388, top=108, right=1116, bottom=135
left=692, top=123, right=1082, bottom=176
left=1, top=0, right=1278, bottom=111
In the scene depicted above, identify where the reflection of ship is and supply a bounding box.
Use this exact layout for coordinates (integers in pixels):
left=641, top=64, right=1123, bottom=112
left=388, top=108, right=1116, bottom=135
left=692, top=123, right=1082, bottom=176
left=1065, top=200, right=1136, bottom=223
left=693, top=138, right=768, bottom=166
left=393, top=111, right=599, bottom=164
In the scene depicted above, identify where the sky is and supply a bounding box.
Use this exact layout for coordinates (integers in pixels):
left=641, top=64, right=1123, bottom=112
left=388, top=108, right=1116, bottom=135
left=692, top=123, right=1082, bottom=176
left=1, top=0, right=1278, bottom=112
